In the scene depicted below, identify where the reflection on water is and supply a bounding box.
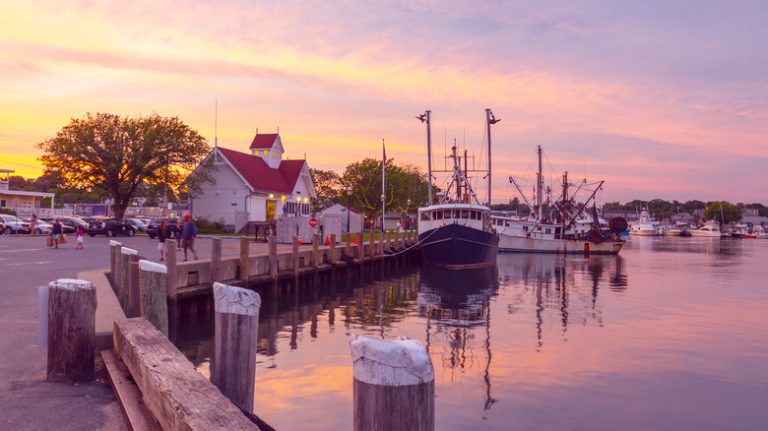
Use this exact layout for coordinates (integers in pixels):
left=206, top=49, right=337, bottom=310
left=174, top=238, right=768, bottom=431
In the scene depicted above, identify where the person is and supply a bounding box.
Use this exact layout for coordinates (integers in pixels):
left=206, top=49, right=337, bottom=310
left=157, top=219, right=169, bottom=261
left=75, top=225, right=84, bottom=250
left=30, top=214, right=37, bottom=235
left=175, top=217, right=183, bottom=250
left=51, top=218, right=62, bottom=249
left=181, top=214, right=198, bottom=261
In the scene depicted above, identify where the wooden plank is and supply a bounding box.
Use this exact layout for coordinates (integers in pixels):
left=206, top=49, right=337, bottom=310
left=101, top=349, right=162, bottom=431
left=113, top=318, right=260, bottom=431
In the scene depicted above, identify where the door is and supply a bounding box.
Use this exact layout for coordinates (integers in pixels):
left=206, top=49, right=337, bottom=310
left=266, top=200, right=276, bottom=221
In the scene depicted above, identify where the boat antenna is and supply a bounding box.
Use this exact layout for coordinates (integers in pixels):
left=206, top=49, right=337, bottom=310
left=416, top=110, right=432, bottom=205
left=485, top=108, right=500, bottom=207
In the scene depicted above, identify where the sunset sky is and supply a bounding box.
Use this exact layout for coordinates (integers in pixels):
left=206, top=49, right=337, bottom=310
left=1, top=1, right=766, bottom=203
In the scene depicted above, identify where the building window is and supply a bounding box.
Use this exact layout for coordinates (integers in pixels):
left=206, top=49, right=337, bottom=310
left=263, top=150, right=268, bottom=156
left=0, top=199, right=5, bottom=207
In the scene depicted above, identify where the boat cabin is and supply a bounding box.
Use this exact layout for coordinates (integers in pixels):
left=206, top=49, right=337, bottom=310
left=418, top=203, right=491, bottom=234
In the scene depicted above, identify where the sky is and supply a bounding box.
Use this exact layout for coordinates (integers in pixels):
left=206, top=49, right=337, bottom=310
left=1, top=0, right=766, bottom=204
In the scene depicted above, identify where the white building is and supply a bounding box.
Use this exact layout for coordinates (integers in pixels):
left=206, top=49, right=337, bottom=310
left=321, top=203, right=364, bottom=233
left=190, top=133, right=316, bottom=231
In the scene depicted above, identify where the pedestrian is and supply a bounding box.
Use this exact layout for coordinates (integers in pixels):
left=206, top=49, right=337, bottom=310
left=75, top=225, right=84, bottom=250
left=175, top=217, right=183, bottom=250
left=157, top=219, right=169, bottom=261
left=30, top=214, right=37, bottom=235
left=181, top=214, right=198, bottom=261
left=51, top=218, right=62, bottom=249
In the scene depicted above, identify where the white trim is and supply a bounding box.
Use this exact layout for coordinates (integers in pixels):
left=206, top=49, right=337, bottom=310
left=0, top=190, right=55, bottom=198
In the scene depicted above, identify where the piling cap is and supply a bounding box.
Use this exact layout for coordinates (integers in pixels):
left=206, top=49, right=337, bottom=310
left=213, top=282, right=261, bottom=316
left=49, top=278, right=94, bottom=291
left=139, top=259, right=167, bottom=274
left=120, top=247, right=138, bottom=255
left=349, top=335, right=434, bottom=386
left=109, top=240, right=123, bottom=247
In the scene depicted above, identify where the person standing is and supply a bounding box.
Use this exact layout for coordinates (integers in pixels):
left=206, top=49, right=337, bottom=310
left=157, top=219, right=169, bottom=261
left=30, top=214, right=37, bottom=235
left=175, top=217, right=183, bottom=250
left=75, top=225, right=84, bottom=250
left=51, top=218, right=62, bottom=249
left=181, top=214, right=198, bottom=261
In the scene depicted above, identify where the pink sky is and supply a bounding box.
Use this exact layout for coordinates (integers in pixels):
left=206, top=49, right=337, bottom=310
left=1, top=1, right=766, bottom=203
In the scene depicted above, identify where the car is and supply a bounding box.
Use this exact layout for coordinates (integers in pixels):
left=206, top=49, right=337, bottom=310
left=125, top=218, right=148, bottom=233
left=0, top=214, right=31, bottom=234
left=23, top=218, right=53, bottom=234
left=38, top=217, right=76, bottom=234
left=146, top=217, right=180, bottom=239
left=87, top=219, right=135, bottom=237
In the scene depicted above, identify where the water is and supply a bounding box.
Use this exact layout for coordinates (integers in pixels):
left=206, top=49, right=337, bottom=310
left=178, top=238, right=768, bottom=430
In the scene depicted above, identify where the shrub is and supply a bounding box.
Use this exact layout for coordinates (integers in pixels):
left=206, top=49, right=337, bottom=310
left=0, top=208, right=18, bottom=216
left=194, top=217, right=227, bottom=234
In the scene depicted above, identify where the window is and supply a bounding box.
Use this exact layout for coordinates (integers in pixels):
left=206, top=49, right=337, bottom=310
left=545, top=228, right=551, bottom=234
left=421, top=212, right=430, bottom=221
left=435, top=211, right=443, bottom=220
left=0, top=199, right=5, bottom=208
left=470, top=211, right=478, bottom=220
left=461, top=210, right=469, bottom=219
left=443, top=210, right=451, bottom=219
left=523, top=226, right=528, bottom=232
left=263, top=150, right=268, bottom=156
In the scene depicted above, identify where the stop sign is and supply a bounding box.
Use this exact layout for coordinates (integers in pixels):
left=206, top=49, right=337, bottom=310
left=309, top=217, right=318, bottom=228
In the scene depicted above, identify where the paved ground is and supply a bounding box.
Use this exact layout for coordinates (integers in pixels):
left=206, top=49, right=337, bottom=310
left=0, top=234, right=273, bottom=430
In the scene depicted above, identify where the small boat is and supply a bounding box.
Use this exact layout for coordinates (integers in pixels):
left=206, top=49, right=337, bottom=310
left=749, top=225, right=768, bottom=239
left=690, top=220, right=722, bottom=238
left=630, top=210, right=657, bottom=236
left=666, top=228, right=683, bottom=236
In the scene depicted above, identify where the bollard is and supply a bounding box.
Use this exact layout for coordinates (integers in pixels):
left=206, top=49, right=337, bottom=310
left=120, top=247, right=138, bottom=309
left=329, top=234, right=337, bottom=263
left=127, top=255, right=140, bottom=318
left=349, top=335, right=435, bottom=431
left=312, top=233, right=320, bottom=269
left=239, top=236, right=249, bottom=282
left=139, top=260, right=168, bottom=335
left=212, top=282, right=261, bottom=413
left=268, top=235, right=278, bottom=280
left=47, top=279, right=96, bottom=382
left=211, top=237, right=222, bottom=283
left=164, top=241, right=178, bottom=300
left=109, top=240, right=122, bottom=285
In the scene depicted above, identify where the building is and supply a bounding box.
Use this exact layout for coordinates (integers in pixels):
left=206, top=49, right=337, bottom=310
left=0, top=168, right=63, bottom=217
left=190, top=133, right=316, bottom=231
left=320, top=204, right=363, bottom=233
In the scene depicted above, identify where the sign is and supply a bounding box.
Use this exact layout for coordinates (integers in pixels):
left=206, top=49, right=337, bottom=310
left=309, top=217, right=318, bottom=228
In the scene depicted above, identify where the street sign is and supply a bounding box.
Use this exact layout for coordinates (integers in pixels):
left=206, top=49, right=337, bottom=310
left=309, top=217, right=318, bottom=228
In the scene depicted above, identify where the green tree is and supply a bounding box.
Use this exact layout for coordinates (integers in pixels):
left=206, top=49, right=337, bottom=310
left=38, top=113, right=211, bottom=219
left=310, top=168, right=343, bottom=211
left=703, top=201, right=742, bottom=224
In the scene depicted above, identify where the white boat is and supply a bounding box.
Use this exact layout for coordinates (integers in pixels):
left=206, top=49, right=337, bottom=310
left=751, top=225, right=768, bottom=239
left=629, top=210, right=657, bottom=236
left=690, top=220, right=722, bottom=237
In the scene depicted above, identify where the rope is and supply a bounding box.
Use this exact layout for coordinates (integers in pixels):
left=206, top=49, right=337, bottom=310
left=386, top=226, right=441, bottom=257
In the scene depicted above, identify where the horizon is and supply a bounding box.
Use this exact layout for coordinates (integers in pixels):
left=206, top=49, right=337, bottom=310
left=2, top=1, right=767, bottom=204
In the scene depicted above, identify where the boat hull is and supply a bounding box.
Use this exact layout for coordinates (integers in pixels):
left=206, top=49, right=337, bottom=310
left=498, top=233, right=623, bottom=254
left=419, top=223, right=499, bottom=269
left=690, top=231, right=722, bottom=238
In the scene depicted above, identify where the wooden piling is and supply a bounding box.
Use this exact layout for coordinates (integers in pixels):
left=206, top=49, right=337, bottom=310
left=292, top=236, right=300, bottom=279
left=113, top=244, right=123, bottom=295
left=379, top=232, right=385, bottom=257
left=47, top=279, right=96, bottom=382
left=349, top=335, right=435, bottom=431
left=212, top=282, right=261, bottom=413
left=139, top=260, right=168, bottom=335
left=164, top=241, right=178, bottom=300
left=120, top=247, right=138, bottom=309
left=127, top=254, right=140, bottom=318
left=211, top=237, right=222, bottom=283
left=311, top=233, right=320, bottom=269
left=109, top=240, right=122, bottom=285
left=268, top=235, right=278, bottom=280
left=329, top=234, right=337, bottom=263
left=239, top=236, right=249, bottom=282
left=354, top=234, right=362, bottom=260
left=369, top=231, right=375, bottom=258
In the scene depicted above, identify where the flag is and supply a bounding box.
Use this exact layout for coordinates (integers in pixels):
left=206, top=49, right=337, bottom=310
left=382, top=140, right=387, bottom=166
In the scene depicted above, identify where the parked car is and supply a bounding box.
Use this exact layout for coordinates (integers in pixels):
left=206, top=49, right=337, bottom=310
left=146, top=217, right=179, bottom=239
left=0, top=214, right=31, bottom=234
left=125, top=218, right=148, bottom=233
left=23, top=218, right=53, bottom=234
left=87, top=219, right=135, bottom=237
left=39, top=216, right=76, bottom=234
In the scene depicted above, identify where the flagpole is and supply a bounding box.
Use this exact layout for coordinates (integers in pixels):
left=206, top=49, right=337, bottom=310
left=381, top=138, right=386, bottom=232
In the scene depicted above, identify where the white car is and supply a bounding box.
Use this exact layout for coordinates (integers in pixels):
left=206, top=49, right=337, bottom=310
left=0, top=214, right=31, bottom=234
left=25, top=218, right=53, bottom=234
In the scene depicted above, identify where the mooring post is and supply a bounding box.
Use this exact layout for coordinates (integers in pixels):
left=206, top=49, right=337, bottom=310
left=312, top=233, right=320, bottom=269
left=47, top=279, right=96, bottom=382
left=113, top=244, right=123, bottom=295
left=329, top=234, right=337, bottom=263
left=239, top=236, right=249, bottom=282
left=211, top=282, right=261, bottom=413
left=379, top=232, right=385, bottom=257
left=119, top=247, right=138, bottom=309
left=127, top=254, right=141, bottom=318
left=268, top=235, right=278, bottom=280
left=368, top=231, right=375, bottom=258
left=139, top=260, right=168, bottom=335
left=354, top=234, right=362, bottom=260
left=349, top=335, right=435, bottom=431
left=292, top=235, right=300, bottom=279
left=346, top=231, right=352, bottom=256
left=387, top=231, right=392, bottom=253
left=210, top=237, right=222, bottom=283
left=164, top=241, right=178, bottom=300
left=109, top=240, right=122, bottom=286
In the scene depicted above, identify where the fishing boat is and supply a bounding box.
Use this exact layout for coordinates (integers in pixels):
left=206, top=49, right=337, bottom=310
left=753, top=225, right=768, bottom=239
left=690, top=220, right=722, bottom=237
left=494, top=146, right=625, bottom=255
left=416, top=109, right=500, bottom=269
left=630, top=210, right=657, bottom=236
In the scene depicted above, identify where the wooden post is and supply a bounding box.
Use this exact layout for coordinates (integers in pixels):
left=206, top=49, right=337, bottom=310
left=127, top=254, right=141, bottom=318
left=329, top=234, right=337, bottom=263
left=47, top=279, right=96, bottom=382
left=211, top=237, right=222, bottom=283
left=379, top=232, right=385, bottom=257
left=113, top=244, right=123, bottom=295
left=369, top=231, right=375, bottom=258
left=386, top=231, right=392, bottom=253
left=212, top=282, right=261, bottom=413
left=346, top=231, right=352, bottom=256
left=349, top=335, right=435, bottom=431
left=139, top=260, right=168, bottom=335
left=354, top=234, right=362, bottom=260
left=239, top=236, right=249, bottom=282
left=109, top=240, right=122, bottom=286
left=268, top=235, right=278, bottom=280
left=164, top=241, right=178, bottom=300
left=292, top=236, right=300, bottom=279
left=311, top=233, right=320, bottom=269
left=119, top=247, right=138, bottom=309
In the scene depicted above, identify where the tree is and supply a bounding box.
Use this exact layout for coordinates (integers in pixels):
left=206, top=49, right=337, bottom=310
left=38, top=113, right=211, bottom=219
left=309, top=168, right=343, bottom=211
left=703, top=201, right=742, bottom=224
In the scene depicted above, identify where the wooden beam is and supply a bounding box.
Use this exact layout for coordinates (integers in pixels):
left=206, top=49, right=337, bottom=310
left=101, top=349, right=161, bottom=431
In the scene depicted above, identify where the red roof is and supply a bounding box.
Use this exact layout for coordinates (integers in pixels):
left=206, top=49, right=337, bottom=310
left=217, top=147, right=306, bottom=193
left=249, top=133, right=279, bottom=150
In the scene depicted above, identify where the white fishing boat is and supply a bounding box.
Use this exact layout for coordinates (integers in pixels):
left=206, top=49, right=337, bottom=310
left=750, top=225, right=768, bottom=239
left=494, top=146, right=625, bottom=255
left=690, top=220, right=722, bottom=238
left=629, top=210, right=657, bottom=236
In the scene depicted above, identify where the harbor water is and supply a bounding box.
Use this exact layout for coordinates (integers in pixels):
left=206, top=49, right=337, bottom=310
left=178, top=237, right=768, bottom=430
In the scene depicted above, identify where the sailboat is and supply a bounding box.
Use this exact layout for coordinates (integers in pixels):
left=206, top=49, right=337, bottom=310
left=416, top=109, right=500, bottom=269
left=493, top=146, right=626, bottom=254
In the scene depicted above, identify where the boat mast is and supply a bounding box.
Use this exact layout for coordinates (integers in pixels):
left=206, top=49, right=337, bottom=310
left=463, top=149, right=468, bottom=202
left=561, top=171, right=568, bottom=236
left=485, top=109, right=500, bottom=207
left=452, top=143, right=461, bottom=202
left=416, top=110, right=433, bottom=205
left=537, top=145, right=543, bottom=221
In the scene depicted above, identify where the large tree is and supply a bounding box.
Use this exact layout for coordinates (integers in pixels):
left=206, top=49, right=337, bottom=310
left=38, top=113, right=211, bottom=219
left=703, top=201, right=742, bottom=224
left=309, top=168, right=343, bottom=211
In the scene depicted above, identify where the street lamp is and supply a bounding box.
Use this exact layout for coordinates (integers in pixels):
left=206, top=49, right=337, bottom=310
left=346, top=186, right=353, bottom=233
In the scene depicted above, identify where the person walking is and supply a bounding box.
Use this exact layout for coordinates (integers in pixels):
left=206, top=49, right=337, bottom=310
left=181, top=214, right=198, bottom=261
left=51, top=218, right=62, bottom=249
left=157, top=219, right=169, bottom=261
left=75, top=225, right=84, bottom=250
left=175, top=217, right=183, bottom=250
left=30, top=214, right=37, bottom=235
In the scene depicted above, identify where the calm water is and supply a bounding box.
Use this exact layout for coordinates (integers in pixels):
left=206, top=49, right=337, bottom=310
left=178, top=237, right=768, bottom=430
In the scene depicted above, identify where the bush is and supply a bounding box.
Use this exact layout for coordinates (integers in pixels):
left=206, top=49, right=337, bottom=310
left=194, top=217, right=227, bottom=234
left=0, top=208, right=18, bottom=216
